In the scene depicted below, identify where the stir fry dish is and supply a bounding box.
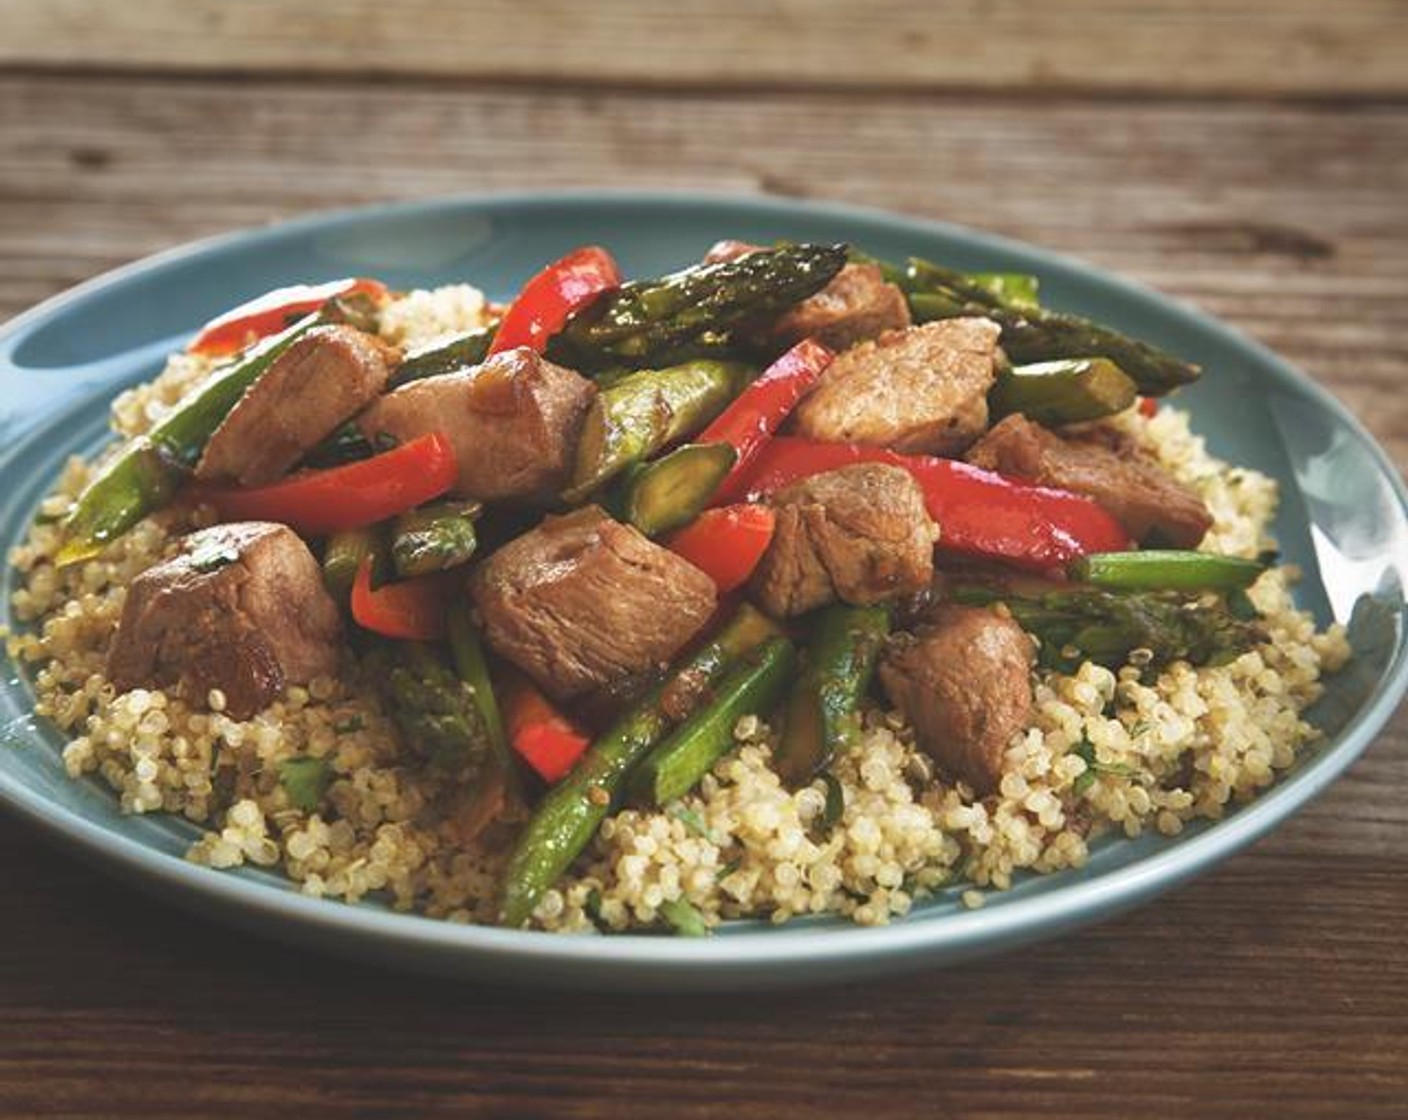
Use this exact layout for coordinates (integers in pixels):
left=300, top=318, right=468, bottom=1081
left=6, top=240, right=1350, bottom=933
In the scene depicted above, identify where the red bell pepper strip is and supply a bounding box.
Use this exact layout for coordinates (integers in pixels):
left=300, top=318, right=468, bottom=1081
left=1138, top=396, right=1159, bottom=419
left=501, top=676, right=591, bottom=784
left=198, top=432, right=457, bottom=536
left=699, top=338, right=834, bottom=505
left=665, top=504, right=777, bottom=592
left=735, top=437, right=1129, bottom=571
left=350, top=556, right=448, bottom=641
left=189, top=278, right=389, bottom=357
left=488, top=246, right=622, bottom=356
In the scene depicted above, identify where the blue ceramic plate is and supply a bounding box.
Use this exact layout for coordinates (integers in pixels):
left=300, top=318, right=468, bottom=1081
left=2, top=193, right=1405, bottom=990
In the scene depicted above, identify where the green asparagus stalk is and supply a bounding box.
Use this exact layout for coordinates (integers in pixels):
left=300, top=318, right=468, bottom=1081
left=968, top=271, right=1041, bottom=310
left=564, top=360, right=753, bottom=500
left=446, top=600, right=510, bottom=773
left=372, top=641, right=493, bottom=774
left=631, top=636, right=796, bottom=806
left=58, top=314, right=320, bottom=565
left=499, top=602, right=783, bottom=928
left=950, top=584, right=1264, bottom=672
left=902, top=256, right=1200, bottom=396
left=1069, top=550, right=1268, bottom=593
left=989, top=357, right=1139, bottom=426
left=391, top=500, right=482, bottom=578
left=774, top=604, right=891, bottom=787
left=551, top=243, right=847, bottom=368
left=390, top=325, right=496, bottom=387
left=617, top=442, right=737, bottom=537
left=321, top=525, right=385, bottom=600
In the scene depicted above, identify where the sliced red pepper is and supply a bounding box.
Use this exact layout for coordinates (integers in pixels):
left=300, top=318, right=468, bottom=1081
left=488, top=246, right=622, bottom=356
left=700, top=338, right=834, bottom=505
left=350, top=556, right=448, bottom=641
left=735, top=437, right=1129, bottom=571
left=1138, top=396, right=1159, bottom=419
left=501, top=675, right=591, bottom=784
left=198, top=432, right=457, bottom=536
left=665, top=504, right=777, bottom=592
left=189, top=277, right=389, bottom=357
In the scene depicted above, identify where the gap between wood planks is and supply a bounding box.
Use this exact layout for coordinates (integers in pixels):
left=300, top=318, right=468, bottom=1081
left=5, top=58, right=1408, bottom=109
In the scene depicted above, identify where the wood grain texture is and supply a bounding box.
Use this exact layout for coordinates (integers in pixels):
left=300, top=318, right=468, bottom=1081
left=2, top=0, right=1408, bottom=97
left=0, top=69, right=1406, bottom=1118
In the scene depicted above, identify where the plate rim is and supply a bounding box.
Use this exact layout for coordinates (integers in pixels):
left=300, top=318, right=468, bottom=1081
left=2, top=188, right=1405, bottom=981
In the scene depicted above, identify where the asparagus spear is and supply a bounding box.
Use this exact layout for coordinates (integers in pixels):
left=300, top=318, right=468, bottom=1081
left=391, top=500, right=482, bottom=577
left=950, top=584, right=1264, bottom=672
left=968, top=271, right=1041, bottom=310
left=565, top=359, right=753, bottom=500
left=989, top=358, right=1138, bottom=426
left=774, top=604, right=891, bottom=787
left=322, top=525, right=386, bottom=600
left=57, top=315, right=320, bottom=565
left=390, top=325, right=496, bottom=387
left=902, top=257, right=1200, bottom=396
left=617, top=442, right=737, bottom=537
left=551, top=243, right=847, bottom=368
left=631, top=636, right=796, bottom=806
left=372, top=641, right=493, bottom=774
left=446, top=600, right=510, bottom=773
left=499, top=602, right=783, bottom=928
left=1070, top=550, right=1268, bottom=593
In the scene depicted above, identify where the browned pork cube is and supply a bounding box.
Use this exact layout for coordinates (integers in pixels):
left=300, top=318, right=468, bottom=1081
left=966, top=414, right=1212, bottom=548
left=703, top=242, right=911, bottom=353
left=355, top=347, right=596, bottom=502
left=470, top=507, right=717, bottom=700
left=750, top=463, right=938, bottom=618
left=794, top=319, right=1001, bottom=455
left=878, top=604, right=1035, bottom=793
left=702, top=239, right=765, bottom=264
left=769, top=262, right=911, bottom=352
left=107, top=522, right=342, bottom=720
left=196, top=325, right=397, bottom=487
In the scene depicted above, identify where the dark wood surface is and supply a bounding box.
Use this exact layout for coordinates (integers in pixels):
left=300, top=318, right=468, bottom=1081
left=2, top=34, right=1406, bottom=1119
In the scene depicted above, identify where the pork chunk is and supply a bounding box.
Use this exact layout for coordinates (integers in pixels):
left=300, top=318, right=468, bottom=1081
left=107, top=522, right=341, bottom=720
left=702, top=239, right=765, bottom=264
left=878, top=604, right=1035, bottom=793
left=750, top=463, right=938, bottom=617
left=794, top=319, right=1001, bottom=455
left=770, top=262, right=911, bottom=352
left=966, top=414, right=1212, bottom=548
left=355, top=347, right=596, bottom=502
left=196, top=325, right=397, bottom=487
left=470, top=507, right=716, bottom=700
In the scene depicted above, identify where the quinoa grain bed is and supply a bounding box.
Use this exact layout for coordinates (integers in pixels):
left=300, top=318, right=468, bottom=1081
left=4, top=286, right=1350, bottom=933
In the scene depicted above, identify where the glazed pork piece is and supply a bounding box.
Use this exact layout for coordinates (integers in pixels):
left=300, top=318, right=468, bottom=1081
left=107, top=522, right=342, bottom=721
left=195, top=324, right=397, bottom=487
left=470, top=506, right=717, bottom=700
left=769, top=262, right=911, bottom=352
left=750, top=463, right=938, bottom=617
left=793, top=319, right=1002, bottom=455
left=966, top=413, right=1212, bottom=548
left=878, top=604, right=1035, bottom=793
left=701, top=242, right=910, bottom=352
left=355, top=347, right=596, bottom=502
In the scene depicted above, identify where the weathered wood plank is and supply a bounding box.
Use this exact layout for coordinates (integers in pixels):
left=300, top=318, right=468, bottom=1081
left=1, top=0, right=1407, bottom=97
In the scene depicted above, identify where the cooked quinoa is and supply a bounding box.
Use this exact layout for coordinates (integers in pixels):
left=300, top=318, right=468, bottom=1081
left=4, top=285, right=1351, bottom=933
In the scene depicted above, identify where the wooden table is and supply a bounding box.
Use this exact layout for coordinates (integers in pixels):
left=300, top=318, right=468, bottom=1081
left=1, top=4, right=1405, bottom=1116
